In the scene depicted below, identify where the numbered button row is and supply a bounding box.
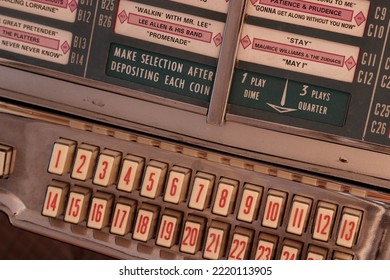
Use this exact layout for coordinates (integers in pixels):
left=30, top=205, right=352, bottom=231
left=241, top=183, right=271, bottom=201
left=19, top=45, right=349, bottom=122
left=41, top=182, right=356, bottom=259
left=48, top=140, right=123, bottom=186
left=238, top=187, right=363, bottom=249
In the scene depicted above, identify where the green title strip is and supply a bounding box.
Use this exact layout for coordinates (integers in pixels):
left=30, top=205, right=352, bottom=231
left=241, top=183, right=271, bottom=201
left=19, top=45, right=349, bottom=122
left=229, top=69, right=350, bottom=126
left=107, top=43, right=216, bottom=103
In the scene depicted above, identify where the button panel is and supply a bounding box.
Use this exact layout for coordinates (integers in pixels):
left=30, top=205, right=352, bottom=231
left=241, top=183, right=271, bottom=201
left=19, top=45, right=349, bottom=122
left=39, top=138, right=382, bottom=259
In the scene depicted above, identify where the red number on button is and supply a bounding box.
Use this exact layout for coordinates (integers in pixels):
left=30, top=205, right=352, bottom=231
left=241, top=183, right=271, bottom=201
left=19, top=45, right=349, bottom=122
left=316, top=213, right=331, bottom=235
left=256, top=245, right=271, bottom=260
left=55, top=150, right=62, bottom=169
left=229, top=239, right=246, bottom=260
left=169, top=177, right=179, bottom=196
left=266, top=201, right=280, bottom=222
left=159, top=219, right=174, bottom=241
left=206, top=232, right=221, bottom=254
left=90, top=203, right=103, bottom=223
left=340, top=220, right=356, bottom=241
left=182, top=226, right=198, bottom=247
left=195, top=183, right=205, bottom=203
left=136, top=214, right=150, bottom=234
left=146, top=172, right=156, bottom=191
left=243, top=195, right=254, bottom=215
left=113, top=208, right=128, bottom=229
left=76, top=155, right=87, bottom=174
left=98, top=160, right=109, bottom=180
left=123, top=166, right=133, bottom=185
left=46, top=191, right=58, bottom=211
left=68, top=197, right=81, bottom=217
left=282, top=250, right=296, bottom=260
left=218, top=189, right=229, bottom=208
left=292, top=207, right=304, bottom=228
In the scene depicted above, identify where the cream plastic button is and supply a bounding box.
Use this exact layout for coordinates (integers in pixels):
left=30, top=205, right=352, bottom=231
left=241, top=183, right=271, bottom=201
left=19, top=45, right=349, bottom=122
left=164, top=167, right=191, bottom=204
left=237, top=184, right=262, bottom=223
left=132, top=205, right=159, bottom=242
left=117, top=155, right=144, bottom=192
left=42, top=182, right=69, bottom=218
left=180, top=216, right=205, bottom=255
left=188, top=173, right=214, bottom=210
left=313, top=202, right=337, bottom=242
left=156, top=211, right=182, bottom=248
left=93, top=150, right=121, bottom=187
left=228, top=232, right=251, bottom=260
left=140, top=161, right=168, bottom=199
left=87, top=193, right=114, bottom=229
left=110, top=198, right=136, bottom=236
left=64, top=187, right=91, bottom=224
left=262, top=190, right=287, bottom=229
left=336, top=208, right=362, bottom=248
left=287, top=196, right=312, bottom=235
left=48, top=139, right=76, bottom=175
left=212, top=179, right=238, bottom=216
left=71, top=144, right=99, bottom=181
left=255, top=234, right=278, bottom=260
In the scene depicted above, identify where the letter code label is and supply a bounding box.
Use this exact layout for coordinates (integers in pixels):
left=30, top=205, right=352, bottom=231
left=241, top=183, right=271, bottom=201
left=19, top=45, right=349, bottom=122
left=133, top=209, right=156, bottom=242
left=170, top=0, right=229, bottom=14
left=48, top=140, right=75, bottom=175
left=93, top=151, right=121, bottom=187
left=64, top=190, right=90, bottom=224
left=262, top=192, right=286, bottom=229
left=238, top=25, right=359, bottom=82
left=212, top=181, right=237, bottom=216
left=203, top=227, right=225, bottom=260
left=140, top=162, right=167, bottom=198
left=336, top=211, right=362, bottom=248
left=180, top=221, right=202, bottom=254
left=110, top=202, right=135, bottom=236
left=1, top=0, right=79, bottom=23
left=87, top=197, right=112, bottom=229
left=188, top=176, right=213, bottom=210
left=42, top=185, right=68, bottom=218
left=114, top=1, right=225, bottom=58
left=0, top=16, right=73, bottom=65
left=237, top=187, right=262, bottom=222
left=228, top=233, right=250, bottom=260
left=156, top=215, right=180, bottom=248
left=313, top=205, right=336, bottom=241
left=71, top=145, right=98, bottom=181
left=164, top=168, right=191, bottom=204
left=117, top=156, right=144, bottom=192
left=255, top=239, right=276, bottom=260
left=280, top=245, right=299, bottom=260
